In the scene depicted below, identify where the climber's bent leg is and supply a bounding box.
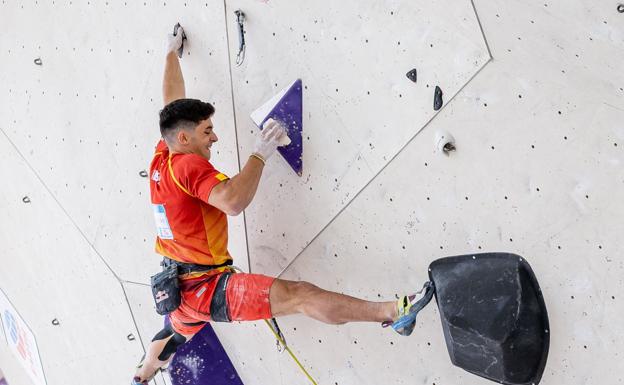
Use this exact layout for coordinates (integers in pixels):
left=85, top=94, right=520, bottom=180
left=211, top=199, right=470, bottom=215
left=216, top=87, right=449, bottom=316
left=152, top=326, right=187, bottom=361
left=134, top=326, right=192, bottom=383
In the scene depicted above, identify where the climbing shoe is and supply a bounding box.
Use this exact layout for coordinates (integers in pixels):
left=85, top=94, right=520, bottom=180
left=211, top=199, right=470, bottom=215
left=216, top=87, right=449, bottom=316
left=131, top=376, right=148, bottom=385
left=381, top=281, right=434, bottom=336
left=131, top=355, right=162, bottom=385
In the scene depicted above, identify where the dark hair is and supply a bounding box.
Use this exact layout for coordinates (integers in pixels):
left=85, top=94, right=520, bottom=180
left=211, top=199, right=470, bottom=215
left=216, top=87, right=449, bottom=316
left=159, top=98, right=215, bottom=143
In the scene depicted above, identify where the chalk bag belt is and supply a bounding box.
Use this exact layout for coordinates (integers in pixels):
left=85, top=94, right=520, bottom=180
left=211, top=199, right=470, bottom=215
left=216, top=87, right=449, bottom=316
left=161, top=257, right=233, bottom=275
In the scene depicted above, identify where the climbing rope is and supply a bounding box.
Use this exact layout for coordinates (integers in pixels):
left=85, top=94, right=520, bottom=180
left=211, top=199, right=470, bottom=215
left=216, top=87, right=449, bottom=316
left=264, top=319, right=318, bottom=385
left=228, top=266, right=318, bottom=384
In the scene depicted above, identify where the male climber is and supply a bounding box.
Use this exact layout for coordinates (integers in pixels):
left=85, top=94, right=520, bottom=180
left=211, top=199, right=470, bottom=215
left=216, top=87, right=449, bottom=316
left=132, top=24, right=426, bottom=384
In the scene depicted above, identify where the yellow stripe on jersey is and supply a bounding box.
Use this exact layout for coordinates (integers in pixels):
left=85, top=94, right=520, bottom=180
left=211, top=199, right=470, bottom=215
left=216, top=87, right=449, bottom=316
left=168, top=154, right=193, bottom=197
left=168, top=155, right=229, bottom=198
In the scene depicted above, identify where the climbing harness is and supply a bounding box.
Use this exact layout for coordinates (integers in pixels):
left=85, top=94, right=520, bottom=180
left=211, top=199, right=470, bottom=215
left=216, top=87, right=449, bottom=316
left=150, top=257, right=234, bottom=315
left=234, top=10, right=246, bottom=66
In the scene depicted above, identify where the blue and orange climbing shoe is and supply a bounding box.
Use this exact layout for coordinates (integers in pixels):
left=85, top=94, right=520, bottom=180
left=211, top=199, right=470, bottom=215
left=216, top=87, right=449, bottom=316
left=382, top=281, right=435, bottom=336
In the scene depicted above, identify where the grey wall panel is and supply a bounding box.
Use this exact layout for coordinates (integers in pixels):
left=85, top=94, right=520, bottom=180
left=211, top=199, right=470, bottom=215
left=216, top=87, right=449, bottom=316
left=0, top=1, right=248, bottom=283
left=123, top=282, right=172, bottom=385
left=273, top=20, right=624, bottom=384
left=224, top=0, right=490, bottom=276
left=0, top=132, right=142, bottom=385
left=211, top=320, right=307, bottom=385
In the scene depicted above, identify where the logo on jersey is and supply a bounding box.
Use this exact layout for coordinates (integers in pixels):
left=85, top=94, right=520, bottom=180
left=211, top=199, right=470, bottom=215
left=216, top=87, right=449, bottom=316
left=152, top=170, right=161, bottom=182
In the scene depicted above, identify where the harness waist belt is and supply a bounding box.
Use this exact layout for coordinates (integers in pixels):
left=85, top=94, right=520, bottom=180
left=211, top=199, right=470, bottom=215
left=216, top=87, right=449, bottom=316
left=162, top=257, right=233, bottom=275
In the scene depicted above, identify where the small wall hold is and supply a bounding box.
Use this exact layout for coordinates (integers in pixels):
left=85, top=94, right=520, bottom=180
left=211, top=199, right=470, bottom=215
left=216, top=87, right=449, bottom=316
left=435, top=130, right=456, bottom=155
left=22, top=196, right=31, bottom=203
left=406, top=68, right=417, bottom=83
left=127, top=333, right=136, bottom=341
left=51, top=318, right=60, bottom=326
left=34, top=58, right=43, bottom=66
left=434, top=86, right=443, bottom=110
left=618, top=3, right=624, bottom=13
left=139, top=170, right=148, bottom=178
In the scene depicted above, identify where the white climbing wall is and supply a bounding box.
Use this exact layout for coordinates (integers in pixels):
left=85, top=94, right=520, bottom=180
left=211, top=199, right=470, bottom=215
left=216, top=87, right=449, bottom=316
left=1, top=0, right=623, bottom=385
left=224, top=0, right=490, bottom=276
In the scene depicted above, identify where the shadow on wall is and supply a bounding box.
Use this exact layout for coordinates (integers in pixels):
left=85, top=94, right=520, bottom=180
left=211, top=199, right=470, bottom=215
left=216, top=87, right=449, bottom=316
left=0, top=368, right=7, bottom=385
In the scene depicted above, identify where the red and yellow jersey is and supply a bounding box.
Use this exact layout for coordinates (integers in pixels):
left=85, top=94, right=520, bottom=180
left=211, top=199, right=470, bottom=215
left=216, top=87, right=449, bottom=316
left=149, top=139, right=232, bottom=267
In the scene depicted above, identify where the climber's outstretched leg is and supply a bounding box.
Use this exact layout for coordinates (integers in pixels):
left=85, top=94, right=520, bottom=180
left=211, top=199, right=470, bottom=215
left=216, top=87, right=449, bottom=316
left=267, top=278, right=434, bottom=337
left=269, top=279, right=396, bottom=324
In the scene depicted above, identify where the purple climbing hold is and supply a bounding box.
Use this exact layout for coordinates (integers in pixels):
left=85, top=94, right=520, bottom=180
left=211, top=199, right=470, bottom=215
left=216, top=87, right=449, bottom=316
left=165, top=317, right=243, bottom=385
left=434, top=86, right=443, bottom=111
left=252, top=79, right=304, bottom=176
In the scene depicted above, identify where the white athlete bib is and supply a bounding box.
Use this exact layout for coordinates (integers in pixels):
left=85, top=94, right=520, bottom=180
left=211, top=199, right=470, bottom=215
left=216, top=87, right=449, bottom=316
left=153, top=204, right=174, bottom=240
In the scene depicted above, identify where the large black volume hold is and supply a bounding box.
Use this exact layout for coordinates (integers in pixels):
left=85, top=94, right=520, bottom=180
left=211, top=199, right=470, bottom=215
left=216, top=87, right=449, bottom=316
left=428, top=252, right=550, bottom=385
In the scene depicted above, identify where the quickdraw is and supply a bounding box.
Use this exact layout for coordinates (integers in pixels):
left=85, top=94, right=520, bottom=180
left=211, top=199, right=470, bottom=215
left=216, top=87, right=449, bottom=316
left=234, top=10, right=246, bottom=66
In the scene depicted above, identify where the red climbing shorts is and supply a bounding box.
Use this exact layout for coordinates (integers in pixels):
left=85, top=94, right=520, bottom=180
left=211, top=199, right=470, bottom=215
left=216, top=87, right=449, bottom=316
left=169, top=271, right=275, bottom=335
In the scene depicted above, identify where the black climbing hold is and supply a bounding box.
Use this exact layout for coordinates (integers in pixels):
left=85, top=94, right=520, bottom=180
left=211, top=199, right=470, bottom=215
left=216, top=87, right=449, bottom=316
left=618, top=3, right=624, bottom=13
left=139, top=170, right=148, bottom=178
left=52, top=318, right=60, bottom=326
left=434, top=86, right=443, bottom=110
left=34, top=58, right=42, bottom=66
left=429, top=253, right=549, bottom=385
left=406, top=68, right=417, bottom=83
left=127, top=333, right=136, bottom=341
left=22, top=196, right=31, bottom=203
